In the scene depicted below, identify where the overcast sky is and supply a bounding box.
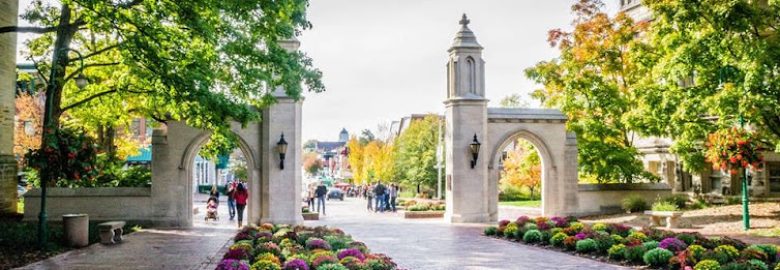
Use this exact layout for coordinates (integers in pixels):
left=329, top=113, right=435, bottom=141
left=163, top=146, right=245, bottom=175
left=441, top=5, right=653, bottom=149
left=15, top=0, right=619, bottom=142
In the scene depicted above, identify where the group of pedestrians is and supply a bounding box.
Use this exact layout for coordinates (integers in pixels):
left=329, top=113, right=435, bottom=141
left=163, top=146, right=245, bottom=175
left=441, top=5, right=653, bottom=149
left=209, top=180, right=249, bottom=228
left=359, top=181, right=399, bottom=212
left=305, top=182, right=329, bottom=215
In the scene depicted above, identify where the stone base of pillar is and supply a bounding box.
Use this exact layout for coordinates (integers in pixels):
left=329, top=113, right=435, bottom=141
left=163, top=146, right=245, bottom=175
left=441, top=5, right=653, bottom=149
left=0, top=155, right=17, bottom=213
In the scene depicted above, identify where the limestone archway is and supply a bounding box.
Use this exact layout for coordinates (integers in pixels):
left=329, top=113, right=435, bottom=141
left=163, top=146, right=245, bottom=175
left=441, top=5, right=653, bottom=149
left=443, top=15, right=579, bottom=223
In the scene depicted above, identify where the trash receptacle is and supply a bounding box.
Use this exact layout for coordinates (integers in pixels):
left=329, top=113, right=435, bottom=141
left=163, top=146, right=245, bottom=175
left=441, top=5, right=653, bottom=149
left=62, top=214, right=89, bottom=248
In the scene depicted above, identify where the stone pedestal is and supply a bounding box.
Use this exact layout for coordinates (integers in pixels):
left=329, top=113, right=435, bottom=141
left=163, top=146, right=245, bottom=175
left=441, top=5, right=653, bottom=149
left=444, top=99, right=489, bottom=223
left=0, top=0, right=19, bottom=214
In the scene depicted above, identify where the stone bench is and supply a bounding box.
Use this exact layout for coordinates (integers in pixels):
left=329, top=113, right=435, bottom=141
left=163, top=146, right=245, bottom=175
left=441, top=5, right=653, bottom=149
left=98, top=221, right=126, bottom=244
left=644, top=211, right=683, bottom=229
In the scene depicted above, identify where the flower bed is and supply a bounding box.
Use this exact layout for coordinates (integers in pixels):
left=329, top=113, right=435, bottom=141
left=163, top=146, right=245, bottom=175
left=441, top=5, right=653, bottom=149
left=484, top=216, right=780, bottom=270
left=216, top=223, right=400, bottom=270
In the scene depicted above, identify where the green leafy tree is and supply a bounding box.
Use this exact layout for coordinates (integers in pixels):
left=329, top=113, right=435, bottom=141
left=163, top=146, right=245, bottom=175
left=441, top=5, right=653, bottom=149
left=636, top=0, right=780, bottom=171
left=524, top=0, right=655, bottom=183
left=393, top=115, right=441, bottom=191
left=1, top=0, right=324, bottom=183
left=358, top=129, right=375, bottom=145
left=499, top=94, right=528, bottom=108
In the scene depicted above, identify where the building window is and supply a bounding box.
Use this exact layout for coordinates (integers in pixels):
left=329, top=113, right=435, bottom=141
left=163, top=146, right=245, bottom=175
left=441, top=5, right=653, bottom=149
left=768, top=162, right=780, bottom=193
left=709, top=170, right=726, bottom=194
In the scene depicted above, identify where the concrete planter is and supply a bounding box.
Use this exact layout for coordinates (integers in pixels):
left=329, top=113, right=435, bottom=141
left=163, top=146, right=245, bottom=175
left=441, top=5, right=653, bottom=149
left=404, top=210, right=444, bottom=219
left=302, top=212, right=319, bottom=220
left=62, top=214, right=89, bottom=248
left=644, top=210, right=684, bottom=229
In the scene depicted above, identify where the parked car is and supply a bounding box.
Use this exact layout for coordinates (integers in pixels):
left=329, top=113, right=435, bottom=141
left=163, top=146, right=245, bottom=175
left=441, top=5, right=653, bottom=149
left=327, top=188, right=344, bottom=201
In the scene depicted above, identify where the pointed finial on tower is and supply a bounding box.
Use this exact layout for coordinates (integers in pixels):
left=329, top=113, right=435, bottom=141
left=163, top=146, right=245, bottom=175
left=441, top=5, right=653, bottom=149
left=459, top=13, right=470, bottom=27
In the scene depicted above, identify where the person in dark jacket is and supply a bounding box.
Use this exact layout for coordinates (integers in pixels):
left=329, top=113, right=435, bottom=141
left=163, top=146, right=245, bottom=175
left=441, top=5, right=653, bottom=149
left=373, top=181, right=386, bottom=212
left=315, top=182, right=328, bottom=215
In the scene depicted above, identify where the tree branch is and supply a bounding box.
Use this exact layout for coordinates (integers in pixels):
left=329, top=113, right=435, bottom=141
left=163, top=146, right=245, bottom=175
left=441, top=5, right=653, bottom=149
left=64, top=62, right=121, bottom=82
left=60, top=89, right=118, bottom=112
left=69, top=44, right=121, bottom=62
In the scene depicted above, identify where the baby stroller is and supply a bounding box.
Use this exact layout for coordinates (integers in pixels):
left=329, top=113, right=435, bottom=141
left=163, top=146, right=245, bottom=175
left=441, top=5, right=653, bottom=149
left=205, top=196, right=219, bottom=221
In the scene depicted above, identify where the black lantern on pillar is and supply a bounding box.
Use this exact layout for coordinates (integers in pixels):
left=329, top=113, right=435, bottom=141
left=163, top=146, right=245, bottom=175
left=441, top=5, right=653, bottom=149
left=277, top=133, right=288, bottom=169
left=469, top=133, right=481, bottom=169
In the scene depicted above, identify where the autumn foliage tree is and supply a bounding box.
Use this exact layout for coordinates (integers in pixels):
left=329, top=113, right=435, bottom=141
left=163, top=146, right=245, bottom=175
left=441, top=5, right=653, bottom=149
left=525, top=0, right=656, bottom=183
left=500, top=140, right=542, bottom=199
left=13, top=92, right=43, bottom=168
left=302, top=152, right=323, bottom=176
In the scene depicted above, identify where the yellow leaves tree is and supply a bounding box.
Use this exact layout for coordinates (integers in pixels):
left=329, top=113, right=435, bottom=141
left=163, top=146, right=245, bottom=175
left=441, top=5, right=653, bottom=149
left=500, top=140, right=542, bottom=199
left=346, top=137, right=396, bottom=184
left=14, top=93, right=43, bottom=167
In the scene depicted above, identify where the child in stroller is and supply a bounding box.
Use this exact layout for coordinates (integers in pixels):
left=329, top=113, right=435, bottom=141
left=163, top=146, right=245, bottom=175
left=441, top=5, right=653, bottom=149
left=205, top=196, right=219, bottom=221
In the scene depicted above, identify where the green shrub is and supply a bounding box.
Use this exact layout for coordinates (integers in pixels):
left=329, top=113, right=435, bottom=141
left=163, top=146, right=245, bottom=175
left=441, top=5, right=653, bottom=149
left=504, top=223, right=519, bottom=238
left=651, top=200, right=679, bottom=211
left=523, top=230, right=543, bottom=243
left=316, top=264, right=349, bottom=270
left=775, top=262, right=780, bottom=270
left=621, top=194, right=649, bottom=213
left=568, top=222, right=584, bottom=232
left=747, top=259, right=769, bottom=270
left=715, top=245, right=740, bottom=263
left=742, top=245, right=769, bottom=261
left=607, top=244, right=626, bottom=260
left=592, top=223, right=607, bottom=232
left=484, top=226, right=497, bottom=236
left=407, top=203, right=430, bottom=211
left=663, top=194, right=689, bottom=209
left=550, top=228, right=563, bottom=236
left=721, top=262, right=751, bottom=270
left=610, top=234, right=624, bottom=244
left=524, top=223, right=538, bottom=231
left=550, top=232, right=567, bottom=247
left=540, top=231, right=552, bottom=244
left=593, top=234, right=615, bottom=254
left=627, top=231, right=648, bottom=242
left=677, top=233, right=696, bottom=245
left=250, top=260, right=281, bottom=270
left=642, top=241, right=659, bottom=250
left=688, top=244, right=707, bottom=261
left=694, top=260, right=721, bottom=270
left=752, top=244, right=778, bottom=261
left=643, top=248, right=674, bottom=267
left=624, top=245, right=647, bottom=263
left=575, top=239, right=597, bottom=253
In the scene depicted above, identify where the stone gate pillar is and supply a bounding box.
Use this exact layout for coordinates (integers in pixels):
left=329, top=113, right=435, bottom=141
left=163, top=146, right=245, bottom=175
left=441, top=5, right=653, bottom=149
left=259, top=38, right=303, bottom=225
left=444, top=15, right=490, bottom=223
left=0, top=0, right=19, bottom=213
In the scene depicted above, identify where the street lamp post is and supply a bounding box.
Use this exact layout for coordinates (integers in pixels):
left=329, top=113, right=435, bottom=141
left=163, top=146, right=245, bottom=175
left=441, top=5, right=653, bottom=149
left=719, top=65, right=749, bottom=231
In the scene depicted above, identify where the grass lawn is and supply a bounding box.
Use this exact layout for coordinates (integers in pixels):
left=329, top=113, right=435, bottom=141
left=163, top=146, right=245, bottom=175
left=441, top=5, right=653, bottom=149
left=499, top=200, right=541, bottom=208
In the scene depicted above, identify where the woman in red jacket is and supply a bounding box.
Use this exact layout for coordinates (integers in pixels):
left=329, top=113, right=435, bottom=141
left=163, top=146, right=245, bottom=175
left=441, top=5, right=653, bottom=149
left=233, top=183, right=249, bottom=228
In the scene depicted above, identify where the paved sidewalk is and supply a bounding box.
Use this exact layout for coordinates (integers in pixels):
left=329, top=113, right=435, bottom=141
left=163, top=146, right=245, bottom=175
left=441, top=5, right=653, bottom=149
left=17, top=196, right=238, bottom=270
left=307, top=198, right=628, bottom=270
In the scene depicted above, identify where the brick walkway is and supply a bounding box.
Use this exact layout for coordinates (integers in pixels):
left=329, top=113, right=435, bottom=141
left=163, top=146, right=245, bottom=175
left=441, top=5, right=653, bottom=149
left=307, top=197, right=628, bottom=270
left=16, top=195, right=237, bottom=270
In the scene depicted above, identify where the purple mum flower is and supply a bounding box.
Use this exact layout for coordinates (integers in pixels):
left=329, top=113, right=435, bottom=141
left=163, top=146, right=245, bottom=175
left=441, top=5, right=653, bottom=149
left=283, top=259, right=309, bottom=270
left=338, top=248, right=366, bottom=261
left=575, top=232, right=588, bottom=240
left=305, top=238, right=331, bottom=250
left=658, top=237, right=688, bottom=252
left=215, top=259, right=250, bottom=270
left=255, top=231, right=273, bottom=241
left=222, top=248, right=250, bottom=260
left=515, top=216, right=530, bottom=226
left=550, top=217, right=568, bottom=228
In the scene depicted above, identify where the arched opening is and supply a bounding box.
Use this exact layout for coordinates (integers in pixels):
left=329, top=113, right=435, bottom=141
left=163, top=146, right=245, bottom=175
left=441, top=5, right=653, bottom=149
left=496, top=137, right=543, bottom=219
left=466, top=56, right=476, bottom=94
left=180, top=132, right=258, bottom=228
left=488, top=130, right=555, bottom=221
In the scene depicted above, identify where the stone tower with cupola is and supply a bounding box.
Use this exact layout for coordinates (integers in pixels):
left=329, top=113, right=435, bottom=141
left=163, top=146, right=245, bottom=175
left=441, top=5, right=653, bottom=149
left=444, top=14, right=490, bottom=223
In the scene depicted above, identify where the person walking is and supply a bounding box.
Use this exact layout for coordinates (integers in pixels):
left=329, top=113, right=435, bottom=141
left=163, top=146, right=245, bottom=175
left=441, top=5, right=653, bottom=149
left=366, top=184, right=374, bottom=211
left=226, top=181, right=237, bottom=220
left=234, top=183, right=249, bottom=228
left=307, top=184, right=316, bottom=210
left=373, top=181, right=386, bottom=212
left=315, top=182, right=328, bottom=215
left=389, top=184, right=398, bottom=212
